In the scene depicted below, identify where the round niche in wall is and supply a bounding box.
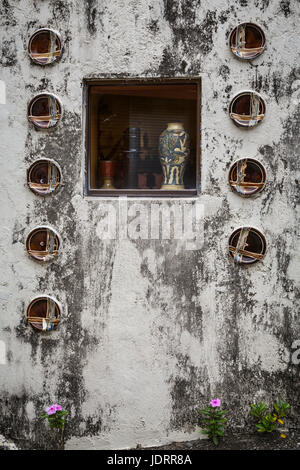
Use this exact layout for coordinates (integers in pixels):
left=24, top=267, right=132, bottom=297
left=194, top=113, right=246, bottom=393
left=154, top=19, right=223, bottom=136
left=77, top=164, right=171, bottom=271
left=26, top=227, right=60, bottom=262
left=229, top=227, right=266, bottom=265
left=229, top=23, right=265, bottom=60
left=27, top=296, right=60, bottom=331
left=28, top=28, right=62, bottom=65
left=28, top=93, right=62, bottom=129
left=228, top=158, right=266, bottom=197
left=229, top=91, right=265, bottom=128
left=27, top=159, right=61, bottom=195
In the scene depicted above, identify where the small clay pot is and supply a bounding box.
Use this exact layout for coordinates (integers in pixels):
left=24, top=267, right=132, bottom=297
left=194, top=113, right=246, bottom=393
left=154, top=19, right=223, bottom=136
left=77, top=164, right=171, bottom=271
left=99, top=160, right=116, bottom=189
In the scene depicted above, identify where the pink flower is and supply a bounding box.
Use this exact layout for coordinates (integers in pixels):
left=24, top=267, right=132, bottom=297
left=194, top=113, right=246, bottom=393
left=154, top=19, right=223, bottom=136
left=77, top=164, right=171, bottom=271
left=45, top=403, right=62, bottom=415
left=210, top=398, right=221, bottom=408
left=46, top=405, right=56, bottom=415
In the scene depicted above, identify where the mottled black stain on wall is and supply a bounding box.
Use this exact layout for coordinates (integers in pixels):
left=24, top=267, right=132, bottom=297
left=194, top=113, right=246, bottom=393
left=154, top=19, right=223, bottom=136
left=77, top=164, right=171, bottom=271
left=148, top=19, right=159, bottom=34
left=218, top=251, right=298, bottom=431
left=280, top=106, right=300, bottom=207
left=221, top=368, right=298, bottom=430
left=0, top=38, right=16, bottom=67
left=282, top=106, right=300, bottom=164
left=219, top=65, right=230, bottom=80
left=258, top=104, right=300, bottom=218
left=0, top=0, right=16, bottom=27
left=253, top=68, right=296, bottom=103
left=137, top=235, right=204, bottom=341
left=280, top=0, right=291, bottom=16
left=51, top=0, right=72, bottom=61
left=82, top=217, right=117, bottom=315
left=158, top=2, right=219, bottom=74
left=169, top=363, right=210, bottom=431
left=258, top=145, right=276, bottom=172
left=166, top=199, right=231, bottom=431
left=6, top=100, right=108, bottom=447
left=52, top=0, right=71, bottom=21
left=12, top=221, right=25, bottom=245
left=0, top=393, right=40, bottom=448
left=85, top=0, right=98, bottom=35
left=25, top=78, right=52, bottom=94
left=254, top=0, right=271, bottom=10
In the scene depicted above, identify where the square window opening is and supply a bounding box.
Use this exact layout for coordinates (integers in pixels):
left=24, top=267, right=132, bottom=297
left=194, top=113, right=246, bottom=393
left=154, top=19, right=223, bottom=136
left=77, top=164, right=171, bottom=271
left=84, top=79, right=201, bottom=196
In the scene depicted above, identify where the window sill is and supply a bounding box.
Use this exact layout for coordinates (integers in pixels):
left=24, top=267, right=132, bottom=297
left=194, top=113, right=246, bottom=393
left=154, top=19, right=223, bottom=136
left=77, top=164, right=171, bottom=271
left=85, top=189, right=198, bottom=198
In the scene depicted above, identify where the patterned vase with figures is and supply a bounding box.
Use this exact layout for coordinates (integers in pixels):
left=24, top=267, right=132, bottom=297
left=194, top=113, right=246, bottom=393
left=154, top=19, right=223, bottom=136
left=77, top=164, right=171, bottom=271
left=159, top=122, right=190, bottom=190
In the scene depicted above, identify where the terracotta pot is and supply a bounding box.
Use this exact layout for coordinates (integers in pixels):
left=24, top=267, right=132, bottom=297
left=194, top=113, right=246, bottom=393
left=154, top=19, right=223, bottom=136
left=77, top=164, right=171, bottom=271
left=99, top=160, right=116, bottom=189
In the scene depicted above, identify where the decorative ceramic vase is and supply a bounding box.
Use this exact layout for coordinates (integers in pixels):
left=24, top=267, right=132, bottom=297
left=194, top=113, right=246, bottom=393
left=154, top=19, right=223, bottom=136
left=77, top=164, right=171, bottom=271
left=159, top=122, right=190, bottom=190
left=99, top=161, right=116, bottom=189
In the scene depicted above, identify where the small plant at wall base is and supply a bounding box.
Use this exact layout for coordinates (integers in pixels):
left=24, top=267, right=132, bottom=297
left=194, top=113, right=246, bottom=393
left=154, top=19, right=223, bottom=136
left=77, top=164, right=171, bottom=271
left=199, top=398, right=227, bottom=446
left=41, top=404, right=68, bottom=450
left=250, top=400, right=290, bottom=438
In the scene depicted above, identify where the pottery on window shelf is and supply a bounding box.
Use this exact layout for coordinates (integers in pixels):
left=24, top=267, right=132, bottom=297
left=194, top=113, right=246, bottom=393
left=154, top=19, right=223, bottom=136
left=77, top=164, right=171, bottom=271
left=159, top=122, right=190, bottom=190
left=99, top=160, right=116, bottom=189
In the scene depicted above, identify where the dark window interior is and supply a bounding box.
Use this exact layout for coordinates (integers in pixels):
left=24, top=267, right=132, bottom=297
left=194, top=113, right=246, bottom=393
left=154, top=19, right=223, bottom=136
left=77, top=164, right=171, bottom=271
left=86, top=81, right=200, bottom=196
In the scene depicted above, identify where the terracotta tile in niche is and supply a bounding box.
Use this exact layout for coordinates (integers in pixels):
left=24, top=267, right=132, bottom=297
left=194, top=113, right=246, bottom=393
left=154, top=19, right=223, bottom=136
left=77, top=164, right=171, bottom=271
left=28, top=28, right=62, bottom=65
left=229, top=158, right=266, bottom=197
left=27, top=159, right=61, bottom=195
left=28, top=93, right=62, bottom=129
left=230, top=23, right=265, bottom=60
left=26, top=227, right=60, bottom=262
left=27, top=296, right=60, bottom=332
left=229, top=227, right=266, bottom=265
left=229, top=91, right=265, bottom=128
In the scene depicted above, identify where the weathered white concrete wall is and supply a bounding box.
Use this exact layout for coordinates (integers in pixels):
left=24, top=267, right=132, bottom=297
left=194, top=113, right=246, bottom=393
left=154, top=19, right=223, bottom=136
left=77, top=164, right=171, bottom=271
left=0, top=0, right=299, bottom=449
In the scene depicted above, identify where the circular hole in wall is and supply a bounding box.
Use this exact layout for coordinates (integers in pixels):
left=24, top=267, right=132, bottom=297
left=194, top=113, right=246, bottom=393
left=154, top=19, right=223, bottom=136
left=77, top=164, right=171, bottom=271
left=27, top=159, right=61, bottom=195
left=26, top=227, right=60, bottom=262
left=28, top=28, right=62, bottom=65
left=28, top=93, right=62, bottom=129
left=27, top=296, right=60, bottom=331
left=229, top=227, right=266, bottom=265
left=228, top=158, right=266, bottom=197
left=229, top=23, right=265, bottom=60
left=229, top=91, right=265, bottom=128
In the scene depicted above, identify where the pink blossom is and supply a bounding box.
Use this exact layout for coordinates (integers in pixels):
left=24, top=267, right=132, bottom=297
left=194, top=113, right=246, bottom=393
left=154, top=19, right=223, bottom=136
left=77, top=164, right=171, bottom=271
left=210, top=398, right=221, bottom=408
left=45, top=403, right=62, bottom=415
left=53, top=404, right=62, bottom=412
left=46, top=405, right=56, bottom=415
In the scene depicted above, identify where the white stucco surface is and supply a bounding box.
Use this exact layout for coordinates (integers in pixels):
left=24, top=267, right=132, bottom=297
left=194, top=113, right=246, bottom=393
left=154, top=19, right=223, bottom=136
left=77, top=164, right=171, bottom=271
left=0, top=0, right=299, bottom=449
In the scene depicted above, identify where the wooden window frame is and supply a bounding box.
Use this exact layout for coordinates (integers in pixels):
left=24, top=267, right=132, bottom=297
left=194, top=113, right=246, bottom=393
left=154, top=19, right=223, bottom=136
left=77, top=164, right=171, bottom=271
left=83, top=77, right=201, bottom=197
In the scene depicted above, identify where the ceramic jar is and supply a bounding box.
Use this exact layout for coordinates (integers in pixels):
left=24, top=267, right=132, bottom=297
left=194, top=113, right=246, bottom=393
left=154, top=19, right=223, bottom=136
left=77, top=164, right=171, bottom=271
left=99, top=161, right=116, bottom=189
left=159, top=122, right=190, bottom=190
